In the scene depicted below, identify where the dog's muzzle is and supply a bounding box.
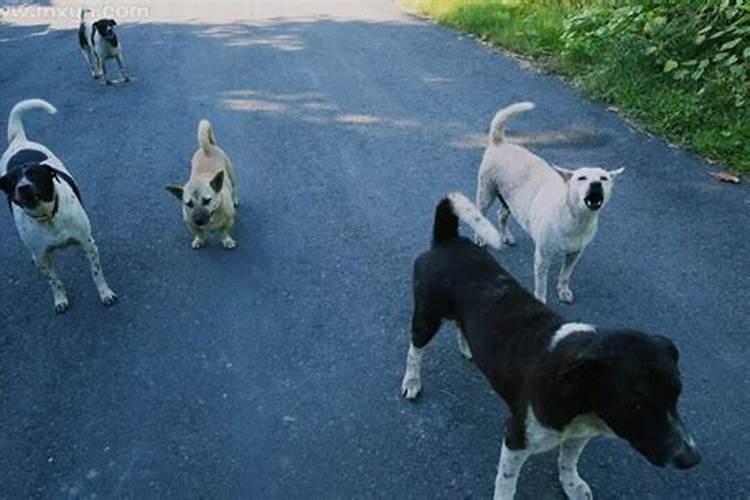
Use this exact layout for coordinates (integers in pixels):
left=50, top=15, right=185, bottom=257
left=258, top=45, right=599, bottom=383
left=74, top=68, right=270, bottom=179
left=584, top=182, right=604, bottom=210
left=192, top=209, right=210, bottom=226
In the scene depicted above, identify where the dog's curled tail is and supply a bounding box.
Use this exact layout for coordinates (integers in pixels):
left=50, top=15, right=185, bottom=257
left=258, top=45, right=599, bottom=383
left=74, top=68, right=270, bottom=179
left=433, top=193, right=501, bottom=249
left=197, top=119, right=217, bottom=152
left=489, top=101, right=535, bottom=145
left=79, top=7, right=91, bottom=23
left=7, top=98, right=57, bottom=145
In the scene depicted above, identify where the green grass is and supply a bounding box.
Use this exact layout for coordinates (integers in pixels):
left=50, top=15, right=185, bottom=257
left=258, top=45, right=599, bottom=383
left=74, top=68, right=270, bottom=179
left=402, top=0, right=749, bottom=174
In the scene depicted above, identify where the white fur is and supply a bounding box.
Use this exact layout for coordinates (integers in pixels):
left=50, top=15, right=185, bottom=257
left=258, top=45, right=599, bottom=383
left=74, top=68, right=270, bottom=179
left=1, top=99, right=116, bottom=312
left=197, top=119, right=217, bottom=152
left=7, top=99, right=56, bottom=144
left=494, top=406, right=613, bottom=499
left=447, top=192, right=501, bottom=249
left=476, top=102, right=624, bottom=304
left=549, top=323, right=596, bottom=351
left=401, top=343, right=423, bottom=399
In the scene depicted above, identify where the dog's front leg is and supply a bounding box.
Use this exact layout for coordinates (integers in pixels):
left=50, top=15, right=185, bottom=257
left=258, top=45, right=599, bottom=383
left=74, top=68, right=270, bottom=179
left=35, top=251, right=69, bottom=313
left=400, top=343, right=424, bottom=399
left=493, top=441, right=531, bottom=500
left=558, top=438, right=592, bottom=500
left=115, top=54, right=130, bottom=82
left=557, top=251, right=582, bottom=304
left=189, top=226, right=207, bottom=249
left=82, top=237, right=117, bottom=306
left=533, top=247, right=551, bottom=303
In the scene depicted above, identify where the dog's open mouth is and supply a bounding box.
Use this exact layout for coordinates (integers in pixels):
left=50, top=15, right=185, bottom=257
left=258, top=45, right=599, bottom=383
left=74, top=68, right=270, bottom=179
left=584, top=195, right=603, bottom=210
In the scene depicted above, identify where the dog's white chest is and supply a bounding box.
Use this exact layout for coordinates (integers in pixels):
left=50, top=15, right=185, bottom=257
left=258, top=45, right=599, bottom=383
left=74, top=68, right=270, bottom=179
left=526, top=407, right=612, bottom=452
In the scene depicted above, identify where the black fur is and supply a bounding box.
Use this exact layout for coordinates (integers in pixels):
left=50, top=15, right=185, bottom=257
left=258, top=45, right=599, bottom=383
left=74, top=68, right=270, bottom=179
left=92, top=19, right=119, bottom=48
left=410, top=196, right=700, bottom=467
left=0, top=150, right=83, bottom=211
left=78, top=23, right=89, bottom=49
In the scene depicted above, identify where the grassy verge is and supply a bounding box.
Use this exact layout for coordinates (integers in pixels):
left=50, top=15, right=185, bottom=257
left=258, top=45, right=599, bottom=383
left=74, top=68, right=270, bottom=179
left=402, top=0, right=749, bottom=175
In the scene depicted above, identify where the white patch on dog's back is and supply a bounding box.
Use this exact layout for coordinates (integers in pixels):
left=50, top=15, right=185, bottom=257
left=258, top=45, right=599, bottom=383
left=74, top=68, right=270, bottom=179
left=549, top=322, right=596, bottom=350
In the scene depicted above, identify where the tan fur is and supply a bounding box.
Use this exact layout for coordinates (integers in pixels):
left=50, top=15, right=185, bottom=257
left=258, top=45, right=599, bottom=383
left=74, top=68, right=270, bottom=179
left=167, top=120, right=238, bottom=249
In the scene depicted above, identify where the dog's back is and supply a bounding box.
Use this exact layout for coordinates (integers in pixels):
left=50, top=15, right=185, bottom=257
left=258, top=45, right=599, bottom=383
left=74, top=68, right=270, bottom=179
left=191, top=120, right=233, bottom=184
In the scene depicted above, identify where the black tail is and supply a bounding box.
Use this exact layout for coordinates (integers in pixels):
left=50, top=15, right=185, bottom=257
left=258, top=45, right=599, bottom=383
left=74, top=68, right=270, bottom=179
left=432, top=197, right=459, bottom=247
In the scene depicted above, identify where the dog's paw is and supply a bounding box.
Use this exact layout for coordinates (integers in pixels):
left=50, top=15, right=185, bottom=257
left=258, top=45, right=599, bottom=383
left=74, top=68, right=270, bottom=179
left=473, top=233, right=486, bottom=247
left=557, top=287, right=575, bottom=304
left=561, top=477, right=592, bottom=500
left=105, top=79, right=113, bottom=85
left=123, top=76, right=131, bottom=83
left=54, top=298, right=70, bottom=314
left=502, top=232, right=516, bottom=246
left=191, top=238, right=206, bottom=249
left=222, top=237, right=237, bottom=250
left=100, top=289, right=118, bottom=306
left=401, top=376, right=422, bottom=400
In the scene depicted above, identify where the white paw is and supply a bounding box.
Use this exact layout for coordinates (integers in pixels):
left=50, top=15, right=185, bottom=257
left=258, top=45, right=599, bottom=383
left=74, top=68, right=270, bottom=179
left=401, top=376, right=421, bottom=400
left=561, top=477, right=592, bottom=500
left=191, top=238, right=206, bottom=249
left=54, top=297, right=70, bottom=313
left=558, top=287, right=575, bottom=304
left=474, top=233, right=486, bottom=247
left=222, top=237, right=237, bottom=250
left=99, top=288, right=118, bottom=306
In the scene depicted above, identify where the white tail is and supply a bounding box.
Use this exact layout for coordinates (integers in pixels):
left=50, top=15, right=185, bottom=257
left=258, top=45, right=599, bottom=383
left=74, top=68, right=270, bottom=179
left=197, top=119, right=217, bottom=152
left=447, top=192, right=501, bottom=249
left=489, top=101, right=535, bottom=145
left=7, top=98, right=57, bottom=144
left=79, top=8, right=90, bottom=22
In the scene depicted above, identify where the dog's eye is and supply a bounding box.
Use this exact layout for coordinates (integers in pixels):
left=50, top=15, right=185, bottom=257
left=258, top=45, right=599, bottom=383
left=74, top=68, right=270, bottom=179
left=577, top=176, right=587, bottom=181
left=186, top=200, right=194, bottom=208
left=202, top=197, right=211, bottom=206
left=600, top=176, right=609, bottom=181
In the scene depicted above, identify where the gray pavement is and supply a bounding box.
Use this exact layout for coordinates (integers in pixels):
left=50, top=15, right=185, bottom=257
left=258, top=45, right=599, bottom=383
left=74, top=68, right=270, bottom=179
left=0, top=1, right=748, bottom=498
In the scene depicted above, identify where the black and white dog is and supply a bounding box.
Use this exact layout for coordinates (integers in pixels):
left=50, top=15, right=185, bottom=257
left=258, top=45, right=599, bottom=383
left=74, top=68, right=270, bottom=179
left=78, top=8, right=129, bottom=84
left=401, top=193, right=700, bottom=499
left=0, top=99, right=117, bottom=313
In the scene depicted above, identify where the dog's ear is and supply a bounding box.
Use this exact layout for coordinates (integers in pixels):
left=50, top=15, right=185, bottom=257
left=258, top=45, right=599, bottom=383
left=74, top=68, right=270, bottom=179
left=609, top=167, right=625, bottom=179
left=165, top=185, right=184, bottom=201
left=0, top=174, right=12, bottom=194
left=92, top=20, right=104, bottom=32
left=210, top=171, right=224, bottom=193
left=652, top=334, right=679, bottom=364
left=553, top=166, right=574, bottom=182
left=108, top=19, right=118, bottom=26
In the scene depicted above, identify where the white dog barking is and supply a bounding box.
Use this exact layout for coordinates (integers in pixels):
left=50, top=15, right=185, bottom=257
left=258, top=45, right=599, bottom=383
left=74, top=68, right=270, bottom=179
left=475, top=102, right=623, bottom=304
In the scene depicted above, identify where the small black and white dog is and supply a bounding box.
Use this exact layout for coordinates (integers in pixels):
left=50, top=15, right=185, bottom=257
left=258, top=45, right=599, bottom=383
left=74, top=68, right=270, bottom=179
left=401, top=193, right=700, bottom=499
left=78, top=8, right=129, bottom=84
left=0, top=99, right=117, bottom=313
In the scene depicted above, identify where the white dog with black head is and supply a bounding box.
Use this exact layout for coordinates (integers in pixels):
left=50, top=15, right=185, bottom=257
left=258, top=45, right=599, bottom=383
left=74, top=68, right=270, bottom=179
left=475, top=102, right=624, bottom=304
left=0, top=99, right=117, bottom=313
left=78, top=8, right=129, bottom=84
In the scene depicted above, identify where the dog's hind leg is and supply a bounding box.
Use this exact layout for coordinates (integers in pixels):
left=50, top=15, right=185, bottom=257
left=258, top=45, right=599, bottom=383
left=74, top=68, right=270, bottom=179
left=35, top=251, right=69, bottom=313
left=474, top=172, right=496, bottom=246
left=558, top=438, right=592, bottom=500
left=557, top=251, right=582, bottom=304
left=496, top=195, right=516, bottom=248
left=401, top=307, right=441, bottom=399
left=493, top=441, right=531, bottom=500
left=82, top=237, right=117, bottom=306
left=533, top=247, right=552, bottom=304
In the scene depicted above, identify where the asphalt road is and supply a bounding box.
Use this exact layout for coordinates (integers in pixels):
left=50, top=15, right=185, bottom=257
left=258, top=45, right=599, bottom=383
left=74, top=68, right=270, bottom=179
left=0, top=1, right=748, bottom=498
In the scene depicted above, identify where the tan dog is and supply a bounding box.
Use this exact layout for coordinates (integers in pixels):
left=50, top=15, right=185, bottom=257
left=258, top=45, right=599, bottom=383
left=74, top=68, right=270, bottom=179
left=167, top=120, right=238, bottom=249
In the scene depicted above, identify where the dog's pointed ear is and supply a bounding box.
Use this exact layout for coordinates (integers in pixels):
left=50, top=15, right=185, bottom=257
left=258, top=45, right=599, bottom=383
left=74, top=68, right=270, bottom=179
left=609, top=167, right=625, bottom=178
left=553, top=166, right=574, bottom=182
left=653, top=334, right=679, bottom=364
left=165, top=185, right=184, bottom=201
left=210, top=171, right=224, bottom=193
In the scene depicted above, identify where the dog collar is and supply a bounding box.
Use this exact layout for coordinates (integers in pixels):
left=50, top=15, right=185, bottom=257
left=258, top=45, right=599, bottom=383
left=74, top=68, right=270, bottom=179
left=28, top=194, right=59, bottom=223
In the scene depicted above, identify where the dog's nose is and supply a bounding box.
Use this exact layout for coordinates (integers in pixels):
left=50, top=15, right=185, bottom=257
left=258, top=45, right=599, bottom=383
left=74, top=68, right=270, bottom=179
left=672, top=444, right=701, bottom=469
left=192, top=211, right=209, bottom=226
left=590, top=181, right=602, bottom=189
